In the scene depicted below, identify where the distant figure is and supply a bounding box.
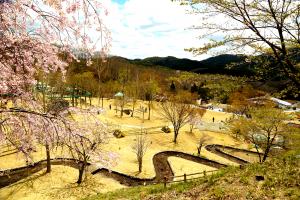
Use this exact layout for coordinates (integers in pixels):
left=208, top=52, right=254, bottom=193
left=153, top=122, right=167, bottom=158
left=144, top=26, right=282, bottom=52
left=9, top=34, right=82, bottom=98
left=212, top=117, right=215, bottom=123
left=109, top=104, right=111, bottom=110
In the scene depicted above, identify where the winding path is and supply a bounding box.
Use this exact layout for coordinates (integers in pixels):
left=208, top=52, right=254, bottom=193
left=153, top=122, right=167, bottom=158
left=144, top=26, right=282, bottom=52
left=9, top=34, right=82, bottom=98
left=92, top=150, right=227, bottom=186
left=0, top=145, right=261, bottom=188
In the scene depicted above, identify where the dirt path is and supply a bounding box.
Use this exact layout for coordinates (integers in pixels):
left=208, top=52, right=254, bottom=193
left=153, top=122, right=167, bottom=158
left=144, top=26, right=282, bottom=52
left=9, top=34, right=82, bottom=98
left=92, top=150, right=226, bottom=186
left=205, top=144, right=262, bottom=165
left=0, top=158, right=81, bottom=188
left=0, top=145, right=260, bottom=188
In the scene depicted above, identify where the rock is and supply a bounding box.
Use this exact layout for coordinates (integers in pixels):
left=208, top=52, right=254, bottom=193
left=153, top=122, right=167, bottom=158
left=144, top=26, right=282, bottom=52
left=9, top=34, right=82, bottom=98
left=255, top=175, right=264, bottom=181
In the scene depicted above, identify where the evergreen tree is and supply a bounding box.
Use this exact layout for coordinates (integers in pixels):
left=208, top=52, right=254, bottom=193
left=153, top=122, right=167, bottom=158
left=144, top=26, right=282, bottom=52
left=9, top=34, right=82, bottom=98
left=191, top=83, right=198, bottom=93
left=170, top=81, right=176, bottom=92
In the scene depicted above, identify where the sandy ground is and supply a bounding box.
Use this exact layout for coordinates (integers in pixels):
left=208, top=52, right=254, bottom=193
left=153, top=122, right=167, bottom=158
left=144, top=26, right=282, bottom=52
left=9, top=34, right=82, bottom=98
left=168, top=157, right=217, bottom=181
left=221, top=149, right=260, bottom=163
left=95, top=99, right=244, bottom=178
left=0, top=98, right=253, bottom=199
left=0, top=166, right=126, bottom=200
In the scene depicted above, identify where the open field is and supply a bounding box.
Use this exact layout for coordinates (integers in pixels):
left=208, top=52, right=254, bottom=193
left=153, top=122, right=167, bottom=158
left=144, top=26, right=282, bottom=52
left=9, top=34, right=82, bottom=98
left=168, top=157, right=217, bottom=181
left=221, top=148, right=260, bottom=163
left=0, top=98, right=257, bottom=199
left=0, top=166, right=126, bottom=200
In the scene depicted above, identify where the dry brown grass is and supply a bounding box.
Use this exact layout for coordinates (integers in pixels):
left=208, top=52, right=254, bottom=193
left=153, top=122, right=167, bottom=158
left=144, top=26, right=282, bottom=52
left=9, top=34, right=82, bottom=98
left=0, top=166, right=126, bottom=200
left=168, top=157, right=217, bottom=181
left=0, top=98, right=254, bottom=199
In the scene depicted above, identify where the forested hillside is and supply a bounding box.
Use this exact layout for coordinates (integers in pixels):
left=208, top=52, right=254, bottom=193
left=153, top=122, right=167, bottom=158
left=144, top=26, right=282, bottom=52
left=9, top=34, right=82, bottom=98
left=61, top=53, right=299, bottom=100
left=131, top=54, right=249, bottom=75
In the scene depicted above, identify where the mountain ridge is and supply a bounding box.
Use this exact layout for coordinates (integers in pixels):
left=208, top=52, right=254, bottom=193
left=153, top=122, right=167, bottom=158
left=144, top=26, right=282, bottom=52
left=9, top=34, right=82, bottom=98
left=107, top=54, right=251, bottom=76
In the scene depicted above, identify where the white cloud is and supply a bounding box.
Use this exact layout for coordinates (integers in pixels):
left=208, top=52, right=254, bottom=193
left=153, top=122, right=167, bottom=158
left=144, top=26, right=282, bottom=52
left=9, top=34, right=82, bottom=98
left=100, top=0, right=210, bottom=60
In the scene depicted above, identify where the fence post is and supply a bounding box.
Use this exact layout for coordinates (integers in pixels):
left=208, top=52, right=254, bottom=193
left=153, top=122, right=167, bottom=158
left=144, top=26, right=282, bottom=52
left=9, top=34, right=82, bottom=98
left=203, top=170, right=206, bottom=177
left=184, top=173, right=187, bottom=182
left=164, top=176, right=167, bottom=188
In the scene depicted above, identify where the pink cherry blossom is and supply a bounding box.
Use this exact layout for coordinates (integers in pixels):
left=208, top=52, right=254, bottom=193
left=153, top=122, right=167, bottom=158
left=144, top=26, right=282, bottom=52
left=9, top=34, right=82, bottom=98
left=0, top=0, right=115, bottom=182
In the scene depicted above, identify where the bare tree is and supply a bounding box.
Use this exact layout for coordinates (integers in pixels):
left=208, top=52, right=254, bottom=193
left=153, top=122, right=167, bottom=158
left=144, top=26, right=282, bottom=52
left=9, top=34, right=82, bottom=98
left=189, top=108, right=206, bottom=133
left=125, top=83, right=139, bottom=118
left=63, top=109, right=115, bottom=184
left=229, top=106, right=292, bottom=162
left=131, top=130, right=149, bottom=173
left=94, top=57, right=108, bottom=108
left=142, top=79, right=160, bottom=120
left=159, top=101, right=195, bottom=143
left=114, top=96, right=129, bottom=118
left=179, top=0, right=300, bottom=89
left=197, top=134, right=211, bottom=156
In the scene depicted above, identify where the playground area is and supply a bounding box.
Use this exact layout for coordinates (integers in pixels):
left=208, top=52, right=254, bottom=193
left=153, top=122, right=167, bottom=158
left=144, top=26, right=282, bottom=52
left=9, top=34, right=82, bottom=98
left=0, top=98, right=260, bottom=200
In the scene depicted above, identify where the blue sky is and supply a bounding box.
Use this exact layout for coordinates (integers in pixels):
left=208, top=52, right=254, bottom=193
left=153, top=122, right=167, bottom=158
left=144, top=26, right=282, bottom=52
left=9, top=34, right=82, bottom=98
left=102, top=0, right=210, bottom=60
left=111, top=0, right=127, bottom=4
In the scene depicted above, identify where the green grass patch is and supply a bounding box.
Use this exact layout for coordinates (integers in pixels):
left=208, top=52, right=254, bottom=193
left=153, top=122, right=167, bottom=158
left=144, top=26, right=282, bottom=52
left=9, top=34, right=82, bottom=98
left=84, top=152, right=300, bottom=200
left=84, top=169, right=229, bottom=200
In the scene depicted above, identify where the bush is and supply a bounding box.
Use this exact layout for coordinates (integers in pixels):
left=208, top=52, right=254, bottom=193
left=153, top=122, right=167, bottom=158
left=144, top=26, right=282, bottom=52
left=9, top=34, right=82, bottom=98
left=113, top=129, right=125, bottom=138
left=161, top=126, right=171, bottom=133
left=47, top=98, right=69, bottom=114
left=123, top=109, right=131, bottom=115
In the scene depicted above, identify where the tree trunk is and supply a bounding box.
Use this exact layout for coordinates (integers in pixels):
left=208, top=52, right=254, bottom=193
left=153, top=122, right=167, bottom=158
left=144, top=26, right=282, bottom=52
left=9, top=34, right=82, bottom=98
left=77, top=160, right=86, bottom=184
left=101, top=96, right=104, bottom=108
left=190, top=124, right=194, bottom=133
left=45, top=143, right=51, bottom=173
left=42, top=88, right=46, bottom=112
left=131, top=103, right=135, bottom=117
left=262, top=146, right=271, bottom=162
left=254, top=144, right=262, bottom=163
left=98, top=95, right=101, bottom=106
left=148, top=100, right=151, bottom=120
left=197, top=144, right=203, bottom=156
left=72, top=96, right=74, bottom=107
left=173, top=129, right=178, bottom=143
left=138, top=159, right=142, bottom=173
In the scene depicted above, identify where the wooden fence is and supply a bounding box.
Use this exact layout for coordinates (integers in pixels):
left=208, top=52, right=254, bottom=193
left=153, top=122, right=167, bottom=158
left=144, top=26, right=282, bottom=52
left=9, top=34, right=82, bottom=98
left=148, top=169, right=219, bottom=188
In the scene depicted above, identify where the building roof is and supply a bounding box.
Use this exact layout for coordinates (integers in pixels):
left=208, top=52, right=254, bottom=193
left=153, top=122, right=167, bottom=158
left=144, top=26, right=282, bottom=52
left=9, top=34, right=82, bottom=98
left=114, top=92, right=124, bottom=97
left=248, top=96, right=293, bottom=107
left=270, top=97, right=292, bottom=106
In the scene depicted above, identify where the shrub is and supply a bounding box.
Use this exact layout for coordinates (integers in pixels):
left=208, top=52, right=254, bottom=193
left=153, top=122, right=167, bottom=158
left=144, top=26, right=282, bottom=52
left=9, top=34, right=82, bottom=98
left=113, top=129, right=125, bottom=138
left=161, top=126, right=171, bottom=133
left=47, top=98, right=69, bottom=114
left=123, top=109, right=131, bottom=115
